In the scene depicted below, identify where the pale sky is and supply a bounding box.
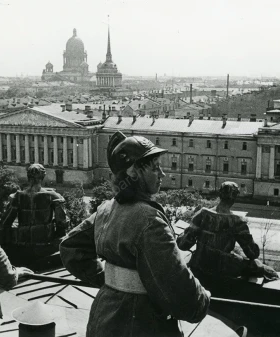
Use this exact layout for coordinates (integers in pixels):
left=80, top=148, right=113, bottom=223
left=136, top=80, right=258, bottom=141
left=0, top=0, right=280, bottom=78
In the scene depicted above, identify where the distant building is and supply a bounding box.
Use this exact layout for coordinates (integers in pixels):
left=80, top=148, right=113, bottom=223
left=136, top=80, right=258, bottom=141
left=96, top=29, right=122, bottom=88
left=42, top=29, right=93, bottom=83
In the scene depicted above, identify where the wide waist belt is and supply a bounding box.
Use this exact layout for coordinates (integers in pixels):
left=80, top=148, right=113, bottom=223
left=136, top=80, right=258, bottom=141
left=105, top=262, right=147, bottom=295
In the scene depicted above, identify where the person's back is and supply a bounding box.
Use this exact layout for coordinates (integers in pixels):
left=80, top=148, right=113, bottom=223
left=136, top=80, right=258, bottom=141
left=178, top=207, right=259, bottom=277
left=178, top=182, right=279, bottom=281
left=3, top=188, right=67, bottom=245
left=0, top=164, right=68, bottom=267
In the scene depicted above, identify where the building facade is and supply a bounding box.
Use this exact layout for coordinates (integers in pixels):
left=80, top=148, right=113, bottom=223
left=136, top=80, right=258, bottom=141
left=2, top=106, right=280, bottom=200
left=42, top=29, right=93, bottom=83
left=94, top=117, right=261, bottom=197
left=0, top=108, right=102, bottom=186
left=96, top=29, right=122, bottom=88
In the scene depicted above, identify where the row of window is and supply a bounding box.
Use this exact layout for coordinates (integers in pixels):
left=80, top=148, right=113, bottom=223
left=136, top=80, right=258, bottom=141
left=156, top=137, right=248, bottom=150
left=171, top=177, right=247, bottom=190
left=170, top=161, right=248, bottom=174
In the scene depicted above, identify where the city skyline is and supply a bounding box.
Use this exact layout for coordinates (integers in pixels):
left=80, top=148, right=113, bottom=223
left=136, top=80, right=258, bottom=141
left=1, top=0, right=280, bottom=78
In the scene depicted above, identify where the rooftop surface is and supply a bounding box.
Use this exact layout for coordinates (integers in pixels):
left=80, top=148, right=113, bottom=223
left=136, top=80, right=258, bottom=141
left=104, top=117, right=263, bottom=136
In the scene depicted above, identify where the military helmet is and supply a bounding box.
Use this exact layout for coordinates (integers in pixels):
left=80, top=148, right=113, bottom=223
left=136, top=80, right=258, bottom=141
left=107, top=131, right=168, bottom=174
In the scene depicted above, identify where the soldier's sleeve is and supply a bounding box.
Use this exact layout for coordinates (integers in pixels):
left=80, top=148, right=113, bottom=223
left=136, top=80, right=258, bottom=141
left=51, top=193, right=69, bottom=237
left=234, top=217, right=260, bottom=260
left=176, top=209, right=202, bottom=251
left=0, top=247, right=18, bottom=290
left=59, top=213, right=104, bottom=288
left=0, top=192, right=19, bottom=245
left=137, top=214, right=210, bottom=323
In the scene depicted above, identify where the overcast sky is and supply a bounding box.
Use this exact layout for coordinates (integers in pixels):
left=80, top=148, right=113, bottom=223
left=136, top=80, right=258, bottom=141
left=0, top=0, right=279, bottom=78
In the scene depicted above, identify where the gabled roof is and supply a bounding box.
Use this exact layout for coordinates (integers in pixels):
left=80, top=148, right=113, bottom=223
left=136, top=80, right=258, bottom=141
left=103, top=117, right=263, bottom=136
left=0, top=108, right=83, bottom=128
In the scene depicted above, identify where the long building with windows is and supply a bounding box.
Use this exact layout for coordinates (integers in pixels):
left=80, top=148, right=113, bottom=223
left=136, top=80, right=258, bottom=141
left=1, top=106, right=280, bottom=200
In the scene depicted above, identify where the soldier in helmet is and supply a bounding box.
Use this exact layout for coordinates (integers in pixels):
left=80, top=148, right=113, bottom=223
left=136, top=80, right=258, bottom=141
left=60, top=131, right=210, bottom=337
left=177, top=181, right=279, bottom=283
left=0, top=164, right=69, bottom=267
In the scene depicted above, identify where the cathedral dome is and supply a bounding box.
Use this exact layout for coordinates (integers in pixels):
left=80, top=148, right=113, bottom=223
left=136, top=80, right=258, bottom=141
left=66, top=28, right=84, bottom=55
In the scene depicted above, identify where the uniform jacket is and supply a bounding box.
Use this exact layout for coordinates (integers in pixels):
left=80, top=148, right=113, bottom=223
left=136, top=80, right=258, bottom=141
left=177, top=207, right=260, bottom=277
left=60, top=192, right=210, bottom=337
left=0, top=188, right=68, bottom=245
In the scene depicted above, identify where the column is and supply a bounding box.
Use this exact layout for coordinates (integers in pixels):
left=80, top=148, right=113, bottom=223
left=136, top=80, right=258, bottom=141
left=53, top=136, right=58, bottom=166
left=0, top=134, right=2, bottom=161
left=34, top=135, right=39, bottom=163
left=73, top=137, right=78, bottom=168
left=25, top=135, right=30, bottom=163
left=63, top=136, right=68, bottom=167
left=269, top=145, right=275, bottom=179
left=16, top=134, right=20, bottom=163
left=83, top=138, right=89, bottom=169
left=256, top=145, right=262, bottom=179
left=44, top=135, right=48, bottom=165
left=7, top=134, right=11, bottom=163
left=88, top=137, right=92, bottom=167
left=113, top=77, right=115, bottom=87
left=96, top=134, right=99, bottom=164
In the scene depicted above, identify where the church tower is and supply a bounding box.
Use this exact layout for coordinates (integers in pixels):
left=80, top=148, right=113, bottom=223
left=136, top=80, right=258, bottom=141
left=96, top=28, right=122, bottom=88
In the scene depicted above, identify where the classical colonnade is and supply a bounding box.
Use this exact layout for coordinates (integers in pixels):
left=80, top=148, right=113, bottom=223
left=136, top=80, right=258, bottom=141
left=256, top=144, right=275, bottom=179
left=0, top=134, right=92, bottom=169
left=96, top=76, right=115, bottom=87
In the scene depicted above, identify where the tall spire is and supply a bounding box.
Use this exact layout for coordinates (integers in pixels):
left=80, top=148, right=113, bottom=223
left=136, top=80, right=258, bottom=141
left=106, top=28, right=112, bottom=62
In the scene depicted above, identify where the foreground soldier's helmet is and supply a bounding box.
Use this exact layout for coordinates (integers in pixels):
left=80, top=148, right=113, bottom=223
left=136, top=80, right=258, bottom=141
left=107, top=131, right=168, bottom=174
left=27, top=163, right=46, bottom=180
left=219, top=181, right=240, bottom=201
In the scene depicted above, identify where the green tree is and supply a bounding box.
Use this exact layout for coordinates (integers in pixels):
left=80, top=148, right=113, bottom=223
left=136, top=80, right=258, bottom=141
left=0, top=165, right=20, bottom=219
left=63, top=184, right=88, bottom=231
left=90, top=180, right=114, bottom=213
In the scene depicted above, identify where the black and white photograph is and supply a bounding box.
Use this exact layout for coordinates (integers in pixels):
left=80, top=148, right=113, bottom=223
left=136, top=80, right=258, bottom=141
left=0, top=0, right=280, bottom=336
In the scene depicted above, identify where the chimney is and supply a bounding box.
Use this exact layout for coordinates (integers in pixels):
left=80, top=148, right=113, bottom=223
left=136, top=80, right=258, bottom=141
left=208, top=112, right=211, bottom=120
left=112, top=106, right=116, bottom=111
left=66, top=103, right=72, bottom=111
left=85, top=105, right=91, bottom=112
left=226, top=74, right=229, bottom=98
left=222, top=116, right=227, bottom=128
left=132, top=113, right=137, bottom=124
left=267, top=100, right=270, bottom=109
left=61, top=104, right=66, bottom=112
left=138, top=103, right=141, bottom=109
left=188, top=115, right=194, bottom=127
left=76, top=108, right=80, bottom=114
left=190, top=84, right=193, bottom=104
left=151, top=113, right=155, bottom=126
left=199, top=112, right=203, bottom=120
left=87, top=110, right=93, bottom=118
left=108, top=106, right=111, bottom=116
left=250, top=113, right=256, bottom=122
left=237, top=114, right=241, bottom=121
left=17, top=98, right=20, bottom=104
left=117, top=111, right=122, bottom=124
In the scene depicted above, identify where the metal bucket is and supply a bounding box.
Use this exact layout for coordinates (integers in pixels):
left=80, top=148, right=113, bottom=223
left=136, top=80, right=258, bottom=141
left=19, top=322, right=55, bottom=337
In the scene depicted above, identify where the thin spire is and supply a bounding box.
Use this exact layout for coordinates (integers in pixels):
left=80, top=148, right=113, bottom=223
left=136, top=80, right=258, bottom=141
left=73, top=28, right=77, bottom=37
left=106, top=25, right=112, bottom=62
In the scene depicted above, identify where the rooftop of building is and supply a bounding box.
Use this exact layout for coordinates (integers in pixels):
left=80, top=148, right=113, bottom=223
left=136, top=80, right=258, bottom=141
left=103, top=117, right=264, bottom=136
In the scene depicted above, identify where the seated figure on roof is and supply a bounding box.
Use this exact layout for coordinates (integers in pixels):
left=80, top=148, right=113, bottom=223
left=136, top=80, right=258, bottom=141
left=0, top=164, right=69, bottom=267
left=177, top=181, right=279, bottom=283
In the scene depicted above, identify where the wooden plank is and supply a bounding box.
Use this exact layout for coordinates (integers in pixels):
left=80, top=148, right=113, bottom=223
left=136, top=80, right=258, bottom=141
left=53, top=286, right=94, bottom=310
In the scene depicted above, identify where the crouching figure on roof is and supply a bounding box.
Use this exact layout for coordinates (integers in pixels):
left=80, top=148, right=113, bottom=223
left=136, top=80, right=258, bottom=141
left=60, top=131, right=210, bottom=337
left=177, top=181, right=279, bottom=283
left=0, top=164, right=69, bottom=267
